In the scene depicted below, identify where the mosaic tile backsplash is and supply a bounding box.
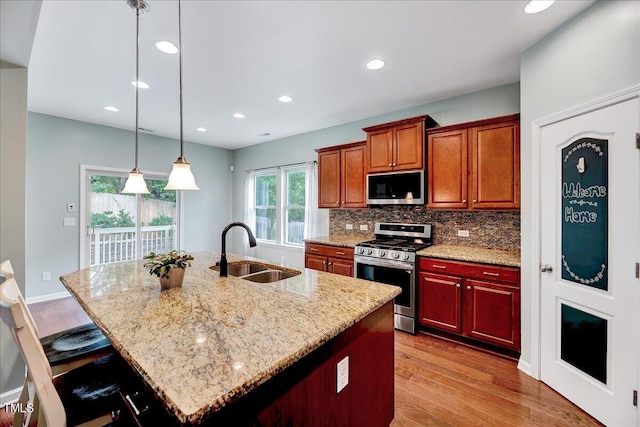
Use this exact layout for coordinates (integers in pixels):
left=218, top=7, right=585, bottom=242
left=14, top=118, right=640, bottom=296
left=329, top=206, right=520, bottom=252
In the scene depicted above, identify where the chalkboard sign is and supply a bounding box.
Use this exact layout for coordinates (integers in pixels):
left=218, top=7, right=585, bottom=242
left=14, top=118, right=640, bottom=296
left=561, top=138, right=608, bottom=290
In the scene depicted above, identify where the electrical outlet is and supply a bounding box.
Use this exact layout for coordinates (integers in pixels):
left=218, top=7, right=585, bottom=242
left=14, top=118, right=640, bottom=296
left=337, top=356, right=349, bottom=393
left=63, top=217, right=76, bottom=227
left=67, top=203, right=76, bottom=212
left=457, top=230, right=470, bottom=237
left=346, top=224, right=353, bottom=230
left=359, top=224, right=368, bottom=231
left=41, top=272, right=51, bottom=281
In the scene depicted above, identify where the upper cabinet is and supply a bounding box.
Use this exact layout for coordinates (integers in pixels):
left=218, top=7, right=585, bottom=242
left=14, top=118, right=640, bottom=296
left=316, top=141, right=367, bottom=208
left=427, top=114, right=520, bottom=210
left=363, top=115, right=438, bottom=173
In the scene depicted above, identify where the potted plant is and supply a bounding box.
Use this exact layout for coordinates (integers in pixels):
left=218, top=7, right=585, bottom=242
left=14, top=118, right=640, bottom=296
left=144, top=250, right=194, bottom=290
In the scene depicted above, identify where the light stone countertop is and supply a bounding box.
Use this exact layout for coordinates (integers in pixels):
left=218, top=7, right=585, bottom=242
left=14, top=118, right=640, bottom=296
left=60, top=251, right=400, bottom=425
left=303, top=235, right=370, bottom=248
left=417, top=245, right=521, bottom=267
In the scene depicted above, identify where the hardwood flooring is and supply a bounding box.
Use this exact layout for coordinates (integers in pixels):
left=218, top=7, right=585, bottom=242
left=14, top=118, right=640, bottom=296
left=24, top=297, right=601, bottom=426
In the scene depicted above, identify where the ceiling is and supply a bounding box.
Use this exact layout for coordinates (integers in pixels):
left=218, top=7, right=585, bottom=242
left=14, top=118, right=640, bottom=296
left=5, top=0, right=595, bottom=150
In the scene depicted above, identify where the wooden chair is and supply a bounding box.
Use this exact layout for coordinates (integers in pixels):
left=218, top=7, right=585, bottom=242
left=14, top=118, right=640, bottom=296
left=1, top=276, right=130, bottom=427
left=0, top=260, right=111, bottom=376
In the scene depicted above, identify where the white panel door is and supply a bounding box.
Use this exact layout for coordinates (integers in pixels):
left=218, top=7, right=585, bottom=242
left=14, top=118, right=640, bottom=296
left=540, top=97, right=639, bottom=426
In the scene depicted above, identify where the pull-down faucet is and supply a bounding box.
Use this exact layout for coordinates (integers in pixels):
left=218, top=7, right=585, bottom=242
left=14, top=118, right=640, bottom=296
left=218, top=222, right=257, bottom=277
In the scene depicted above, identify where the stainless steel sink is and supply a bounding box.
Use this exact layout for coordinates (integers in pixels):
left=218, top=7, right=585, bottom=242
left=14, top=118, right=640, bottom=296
left=240, top=269, right=300, bottom=283
left=211, top=261, right=301, bottom=283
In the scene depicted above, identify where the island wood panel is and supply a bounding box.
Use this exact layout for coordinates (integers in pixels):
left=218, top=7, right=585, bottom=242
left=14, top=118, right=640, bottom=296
left=204, top=301, right=395, bottom=427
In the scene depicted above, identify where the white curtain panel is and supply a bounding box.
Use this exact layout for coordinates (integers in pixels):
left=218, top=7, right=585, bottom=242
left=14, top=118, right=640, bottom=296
left=243, top=170, right=257, bottom=255
left=304, top=161, right=318, bottom=239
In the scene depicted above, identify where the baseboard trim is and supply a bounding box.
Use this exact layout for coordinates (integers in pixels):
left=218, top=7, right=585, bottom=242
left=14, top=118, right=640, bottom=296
left=0, top=385, right=23, bottom=405
left=25, top=290, right=71, bottom=305
left=517, top=358, right=533, bottom=377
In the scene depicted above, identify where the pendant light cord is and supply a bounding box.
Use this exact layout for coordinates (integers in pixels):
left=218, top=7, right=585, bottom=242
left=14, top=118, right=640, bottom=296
left=135, top=6, right=141, bottom=169
left=178, top=0, right=184, bottom=159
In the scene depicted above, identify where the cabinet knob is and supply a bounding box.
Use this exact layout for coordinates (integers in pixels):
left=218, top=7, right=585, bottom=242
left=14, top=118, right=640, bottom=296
left=392, top=163, right=396, bottom=167
left=462, top=199, right=467, bottom=203
left=389, top=163, right=393, bottom=167
left=456, top=284, right=461, bottom=288
left=466, top=286, right=472, bottom=290
left=473, top=200, right=477, bottom=203
left=336, top=201, right=340, bottom=205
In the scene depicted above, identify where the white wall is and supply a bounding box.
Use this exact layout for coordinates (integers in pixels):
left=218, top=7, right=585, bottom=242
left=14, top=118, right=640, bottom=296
left=26, top=113, right=234, bottom=299
left=230, top=83, right=521, bottom=262
left=0, top=62, right=28, bottom=400
left=519, top=0, right=640, bottom=369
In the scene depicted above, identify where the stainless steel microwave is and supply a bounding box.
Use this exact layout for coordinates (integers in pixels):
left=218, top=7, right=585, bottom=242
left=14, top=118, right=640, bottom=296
left=366, top=170, right=424, bottom=205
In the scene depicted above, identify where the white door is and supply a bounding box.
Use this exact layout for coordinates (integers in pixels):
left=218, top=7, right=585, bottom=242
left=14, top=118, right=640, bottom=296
left=540, top=97, right=639, bottom=426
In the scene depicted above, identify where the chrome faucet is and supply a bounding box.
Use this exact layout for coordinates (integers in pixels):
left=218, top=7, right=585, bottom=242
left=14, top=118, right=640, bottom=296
left=218, top=222, right=257, bottom=277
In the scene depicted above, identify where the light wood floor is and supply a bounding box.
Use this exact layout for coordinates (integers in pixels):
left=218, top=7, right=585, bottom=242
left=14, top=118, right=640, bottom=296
left=27, top=297, right=601, bottom=426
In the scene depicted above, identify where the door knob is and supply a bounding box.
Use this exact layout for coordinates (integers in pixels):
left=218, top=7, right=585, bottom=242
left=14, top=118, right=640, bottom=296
left=540, top=264, right=553, bottom=273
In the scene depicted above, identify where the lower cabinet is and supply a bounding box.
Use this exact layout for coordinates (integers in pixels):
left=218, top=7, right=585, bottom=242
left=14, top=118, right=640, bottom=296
left=418, top=257, right=520, bottom=351
left=305, top=243, right=354, bottom=277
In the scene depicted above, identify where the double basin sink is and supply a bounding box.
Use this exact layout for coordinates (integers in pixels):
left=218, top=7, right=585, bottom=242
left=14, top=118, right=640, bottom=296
left=211, top=261, right=301, bottom=283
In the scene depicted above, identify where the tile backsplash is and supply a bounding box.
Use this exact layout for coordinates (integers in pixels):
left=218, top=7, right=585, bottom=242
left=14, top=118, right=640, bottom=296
left=329, top=206, right=520, bottom=252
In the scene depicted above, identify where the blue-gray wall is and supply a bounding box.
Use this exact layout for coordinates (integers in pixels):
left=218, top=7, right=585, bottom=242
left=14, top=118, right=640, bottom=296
left=26, top=113, right=233, bottom=299
left=519, top=0, right=640, bottom=368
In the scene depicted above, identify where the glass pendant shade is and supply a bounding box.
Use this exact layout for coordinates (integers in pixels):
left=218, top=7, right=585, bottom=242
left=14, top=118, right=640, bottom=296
left=165, top=157, right=199, bottom=190
left=122, top=168, right=150, bottom=193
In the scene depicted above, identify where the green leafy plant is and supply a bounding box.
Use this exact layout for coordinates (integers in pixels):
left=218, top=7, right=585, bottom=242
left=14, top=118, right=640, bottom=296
left=149, top=214, right=174, bottom=226
left=143, top=250, right=194, bottom=279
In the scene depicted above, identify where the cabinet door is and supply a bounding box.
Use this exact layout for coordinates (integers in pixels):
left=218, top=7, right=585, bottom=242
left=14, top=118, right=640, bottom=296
left=328, top=257, right=354, bottom=277
left=470, top=120, right=520, bottom=209
left=366, top=129, right=394, bottom=173
left=305, top=254, right=327, bottom=272
left=427, top=129, right=468, bottom=209
left=418, top=272, right=462, bottom=333
left=341, top=144, right=367, bottom=208
left=393, top=121, right=424, bottom=171
left=318, top=149, right=341, bottom=208
left=463, top=279, right=520, bottom=351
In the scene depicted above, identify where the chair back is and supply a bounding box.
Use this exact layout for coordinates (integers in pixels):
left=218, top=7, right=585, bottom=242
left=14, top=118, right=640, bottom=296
left=0, top=259, right=14, bottom=283
left=0, top=277, right=66, bottom=427
left=0, top=259, right=39, bottom=336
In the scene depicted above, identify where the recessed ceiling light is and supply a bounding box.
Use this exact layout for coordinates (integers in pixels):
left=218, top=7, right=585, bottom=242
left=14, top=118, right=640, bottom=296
left=366, top=59, right=386, bottom=70
left=524, top=0, right=555, bottom=14
left=196, top=127, right=207, bottom=132
left=233, top=113, right=246, bottom=119
left=131, top=80, right=149, bottom=89
left=155, top=40, right=178, bottom=54
left=104, top=106, right=119, bottom=112
left=278, top=95, right=292, bottom=103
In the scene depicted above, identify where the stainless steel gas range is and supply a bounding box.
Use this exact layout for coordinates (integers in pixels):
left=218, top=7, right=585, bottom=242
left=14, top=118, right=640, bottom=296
left=354, top=222, right=432, bottom=334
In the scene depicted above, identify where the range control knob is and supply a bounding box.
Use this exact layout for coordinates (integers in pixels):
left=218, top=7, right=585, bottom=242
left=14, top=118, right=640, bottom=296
left=367, top=249, right=373, bottom=255
left=358, top=248, right=365, bottom=254
left=403, top=253, right=411, bottom=260
left=379, top=251, right=386, bottom=257
left=392, top=252, right=400, bottom=259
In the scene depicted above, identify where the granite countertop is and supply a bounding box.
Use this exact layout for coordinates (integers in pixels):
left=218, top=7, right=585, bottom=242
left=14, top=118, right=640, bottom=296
left=60, top=251, right=400, bottom=425
left=303, top=235, right=369, bottom=248
left=417, top=245, right=521, bottom=267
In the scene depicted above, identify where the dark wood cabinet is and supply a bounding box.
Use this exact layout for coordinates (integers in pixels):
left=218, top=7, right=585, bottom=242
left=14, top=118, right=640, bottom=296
left=316, top=141, right=366, bottom=208
left=427, top=114, right=520, bottom=210
left=418, top=257, right=520, bottom=351
left=363, top=115, right=436, bottom=173
left=305, top=243, right=354, bottom=277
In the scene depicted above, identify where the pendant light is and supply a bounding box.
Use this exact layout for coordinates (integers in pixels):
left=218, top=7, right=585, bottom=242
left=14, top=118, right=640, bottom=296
left=165, top=0, right=199, bottom=190
left=122, top=0, right=150, bottom=194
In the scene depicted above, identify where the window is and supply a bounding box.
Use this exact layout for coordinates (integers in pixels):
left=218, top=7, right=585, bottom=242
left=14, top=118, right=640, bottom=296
left=248, top=164, right=314, bottom=246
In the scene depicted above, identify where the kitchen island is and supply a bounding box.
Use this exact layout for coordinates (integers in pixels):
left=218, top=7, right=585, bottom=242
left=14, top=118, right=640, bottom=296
left=60, top=251, right=400, bottom=426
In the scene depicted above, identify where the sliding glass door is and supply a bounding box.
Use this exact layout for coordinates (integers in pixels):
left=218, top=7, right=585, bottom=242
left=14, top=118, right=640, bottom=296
left=82, top=169, right=178, bottom=267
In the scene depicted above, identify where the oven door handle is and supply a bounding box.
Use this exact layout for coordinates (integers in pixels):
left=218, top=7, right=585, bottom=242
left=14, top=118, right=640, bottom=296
left=354, top=257, right=414, bottom=272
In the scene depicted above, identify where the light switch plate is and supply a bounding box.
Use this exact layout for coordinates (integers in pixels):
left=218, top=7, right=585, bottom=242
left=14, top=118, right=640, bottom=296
left=337, top=356, right=349, bottom=393
left=67, top=203, right=76, bottom=212
left=457, top=230, right=470, bottom=237
left=359, top=224, right=368, bottom=231
left=41, top=272, right=51, bottom=281
left=63, top=217, right=76, bottom=227
left=346, top=224, right=353, bottom=230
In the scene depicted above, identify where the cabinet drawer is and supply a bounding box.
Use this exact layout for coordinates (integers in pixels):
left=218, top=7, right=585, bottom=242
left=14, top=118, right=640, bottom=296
left=305, top=243, right=354, bottom=260
left=419, top=257, right=519, bottom=285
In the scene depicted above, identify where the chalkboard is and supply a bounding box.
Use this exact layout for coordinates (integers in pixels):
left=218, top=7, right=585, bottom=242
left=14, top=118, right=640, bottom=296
left=561, top=138, right=608, bottom=290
